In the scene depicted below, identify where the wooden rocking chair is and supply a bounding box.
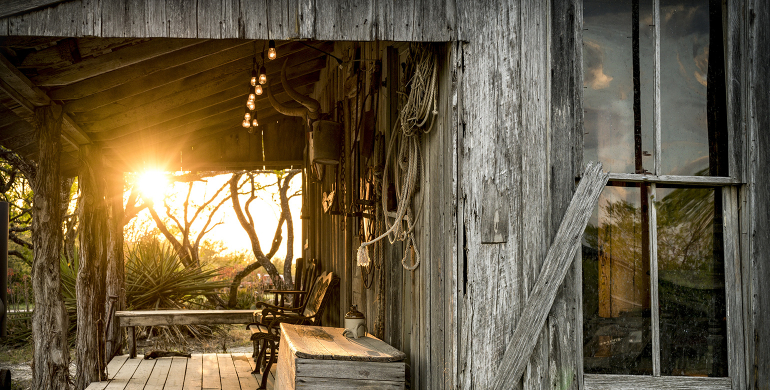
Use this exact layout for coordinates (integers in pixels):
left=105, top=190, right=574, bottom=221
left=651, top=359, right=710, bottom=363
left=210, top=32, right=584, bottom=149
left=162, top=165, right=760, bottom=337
left=263, top=258, right=318, bottom=308
left=246, top=271, right=339, bottom=389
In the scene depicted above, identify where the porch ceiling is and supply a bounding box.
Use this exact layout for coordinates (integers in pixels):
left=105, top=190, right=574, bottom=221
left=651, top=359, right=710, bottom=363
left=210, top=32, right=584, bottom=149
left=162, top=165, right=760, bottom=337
left=0, top=36, right=330, bottom=175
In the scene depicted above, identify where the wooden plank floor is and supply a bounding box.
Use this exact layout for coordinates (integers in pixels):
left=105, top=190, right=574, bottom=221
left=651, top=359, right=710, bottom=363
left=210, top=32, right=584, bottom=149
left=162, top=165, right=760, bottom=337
left=86, top=353, right=276, bottom=390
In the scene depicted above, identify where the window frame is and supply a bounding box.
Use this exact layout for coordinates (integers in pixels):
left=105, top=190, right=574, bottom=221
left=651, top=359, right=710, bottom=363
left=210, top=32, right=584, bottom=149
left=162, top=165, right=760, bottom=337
left=578, top=0, right=747, bottom=388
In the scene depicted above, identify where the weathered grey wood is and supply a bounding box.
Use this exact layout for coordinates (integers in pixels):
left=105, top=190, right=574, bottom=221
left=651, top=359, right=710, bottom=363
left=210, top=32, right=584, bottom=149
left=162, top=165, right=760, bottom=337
left=549, top=0, right=583, bottom=388
left=0, top=0, right=458, bottom=41
left=30, top=104, right=71, bottom=390
left=104, top=354, right=142, bottom=390
left=723, top=186, right=747, bottom=390
left=0, top=54, right=90, bottom=148
left=115, top=310, right=256, bottom=327
left=76, top=143, right=110, bottom=389
left=491, top=162, right=608, bottom=390
left=143, top=357, right=172, bottom=390
left=182, top=354, right=203, bottom=390
left=748, top=0, right=770, bottom=388
left=123, top=358, right=155, bottom=390
left=607, top=173, right=738, bottom=186
left=583, top=374, right=731, bottom=390
left=105, top=170, right=126, bottom=360
left=295, top=377, right=403, bottom=389
left=0, top=0, right=71, bottom=19
left=279, top=324, right=406, bottom=390
left=648, top=182, right=660, bottom=375
left=281, top=324, right=406, bottom=362
left=32, top=39, right=200, bottom=86
left=128, top=327, right=137, bottom=359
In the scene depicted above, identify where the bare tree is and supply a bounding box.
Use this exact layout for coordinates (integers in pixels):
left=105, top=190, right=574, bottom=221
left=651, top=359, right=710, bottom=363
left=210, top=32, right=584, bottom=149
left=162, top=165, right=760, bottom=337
left=142, top=175, right=231, bottom=307
left=226, top=170, right=300, bottom=308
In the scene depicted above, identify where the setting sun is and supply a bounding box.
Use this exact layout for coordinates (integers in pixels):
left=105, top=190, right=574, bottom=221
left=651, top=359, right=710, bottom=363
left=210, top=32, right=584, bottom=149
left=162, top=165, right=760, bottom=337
left=137, top=170, right=169, bottom=204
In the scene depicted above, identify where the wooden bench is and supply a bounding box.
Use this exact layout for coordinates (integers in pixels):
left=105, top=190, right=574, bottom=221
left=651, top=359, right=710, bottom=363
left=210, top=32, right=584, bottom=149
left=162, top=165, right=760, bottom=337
left=114, top=310, right=256, bottom=358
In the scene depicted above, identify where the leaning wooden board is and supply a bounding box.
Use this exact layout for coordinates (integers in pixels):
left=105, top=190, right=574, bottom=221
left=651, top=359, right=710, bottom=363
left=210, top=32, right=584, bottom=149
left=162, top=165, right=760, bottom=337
left=275, top=324, right=406, bottom=389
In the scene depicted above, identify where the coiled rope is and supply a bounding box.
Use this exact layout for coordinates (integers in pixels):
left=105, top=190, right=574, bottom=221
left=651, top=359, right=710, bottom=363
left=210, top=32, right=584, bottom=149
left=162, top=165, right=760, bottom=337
left=357, top=44, right=439, bottom=271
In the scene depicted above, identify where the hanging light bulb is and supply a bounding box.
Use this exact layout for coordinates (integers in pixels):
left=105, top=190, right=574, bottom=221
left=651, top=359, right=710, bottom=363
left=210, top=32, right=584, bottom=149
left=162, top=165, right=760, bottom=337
left=247, top=101, right=256, bottom=111
left=252, top=117, right=258, bottom=127
left=259, top=65, right=267, bottom=85
left=242, top=119, right=250, bottom=128
left=248, top=92, right=256, bottom=101
left=251, top=67, right=257, bottom=87
left=255, top=83, right=263, bottom=95
left=244, top=111, right=251, bottom=121
left=268, top=40, right=277, bottom=60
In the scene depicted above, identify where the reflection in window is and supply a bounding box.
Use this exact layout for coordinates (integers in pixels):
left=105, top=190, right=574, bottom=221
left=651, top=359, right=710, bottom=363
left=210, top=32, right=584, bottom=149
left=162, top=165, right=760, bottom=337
left=660, top=0, right=728, bottom=176
left=657, top=185, right=727, bottom=376
left=583, top=184, right=652, bottom=375
left=583, top=0, right=728, bottom=176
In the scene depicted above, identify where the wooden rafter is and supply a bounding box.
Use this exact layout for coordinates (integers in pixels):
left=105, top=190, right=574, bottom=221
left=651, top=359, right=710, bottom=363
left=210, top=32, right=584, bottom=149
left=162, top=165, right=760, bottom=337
left=91, top=69, right=321, bottom=143
left=31, top=39, right=202, bottom=87
left=0, top=52, right=90, bottom=148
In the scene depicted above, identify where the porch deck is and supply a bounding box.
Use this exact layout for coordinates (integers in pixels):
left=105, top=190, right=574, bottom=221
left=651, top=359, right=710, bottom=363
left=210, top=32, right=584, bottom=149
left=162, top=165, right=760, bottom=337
left=85, top=353, right=276, bottom=390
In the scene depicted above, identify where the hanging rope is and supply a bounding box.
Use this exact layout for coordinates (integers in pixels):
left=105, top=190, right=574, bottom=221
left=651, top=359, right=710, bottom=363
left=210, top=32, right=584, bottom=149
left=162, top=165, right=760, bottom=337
left=357, top=43, right=439, bottom=271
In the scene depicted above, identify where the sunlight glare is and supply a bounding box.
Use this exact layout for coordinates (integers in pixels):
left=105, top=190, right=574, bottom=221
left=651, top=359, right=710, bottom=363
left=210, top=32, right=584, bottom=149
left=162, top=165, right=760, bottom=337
left=138, top=170, right=168, bottom=204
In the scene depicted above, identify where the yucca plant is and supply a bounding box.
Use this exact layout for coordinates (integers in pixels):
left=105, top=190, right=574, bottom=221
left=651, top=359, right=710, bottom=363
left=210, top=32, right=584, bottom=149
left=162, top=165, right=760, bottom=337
left=125, top=241, right=227, bottom=310
left=125, top=240, right=229, bottom=348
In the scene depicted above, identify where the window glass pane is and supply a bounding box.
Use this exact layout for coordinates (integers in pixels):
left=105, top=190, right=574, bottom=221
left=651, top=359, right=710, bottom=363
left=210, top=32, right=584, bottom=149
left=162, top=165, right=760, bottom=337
left=583, top=0, right=636, bottom=173
left=660, top=0, right=728, bottom=176
left=656, top=186, right=727, bottom=376
left=583, top=184, right=652, bottom=375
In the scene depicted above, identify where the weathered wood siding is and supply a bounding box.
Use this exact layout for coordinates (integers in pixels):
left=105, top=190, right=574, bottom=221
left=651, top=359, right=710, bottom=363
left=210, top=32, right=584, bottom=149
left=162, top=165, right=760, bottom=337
left=456, top=0, right=585, bottom=388
left=748, top=0, right=770, bottom=388
left=0, top=0, right=455, bottom=41
left=304, top=40, right=457, bottom=389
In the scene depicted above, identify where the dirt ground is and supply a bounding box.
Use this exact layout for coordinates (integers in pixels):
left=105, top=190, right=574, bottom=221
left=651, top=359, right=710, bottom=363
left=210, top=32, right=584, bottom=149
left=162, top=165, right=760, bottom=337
left=0, top=326, right=253, bottom=390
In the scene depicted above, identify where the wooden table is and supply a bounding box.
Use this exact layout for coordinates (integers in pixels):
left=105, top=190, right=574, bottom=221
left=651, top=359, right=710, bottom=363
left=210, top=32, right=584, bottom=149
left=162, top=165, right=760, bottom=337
left=115, top=310, right=256, bottom=358
left=274, top=324, right=406, bottom=389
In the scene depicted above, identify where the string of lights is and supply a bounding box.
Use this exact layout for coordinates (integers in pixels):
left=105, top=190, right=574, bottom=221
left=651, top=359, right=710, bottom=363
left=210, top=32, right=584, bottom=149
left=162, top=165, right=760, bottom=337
left=242, top=40, right=277, bottom=132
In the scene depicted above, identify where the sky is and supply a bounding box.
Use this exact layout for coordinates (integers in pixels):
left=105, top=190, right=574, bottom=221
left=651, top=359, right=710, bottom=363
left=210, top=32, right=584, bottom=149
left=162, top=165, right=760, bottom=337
left=129, top=171, right=303, bottom=260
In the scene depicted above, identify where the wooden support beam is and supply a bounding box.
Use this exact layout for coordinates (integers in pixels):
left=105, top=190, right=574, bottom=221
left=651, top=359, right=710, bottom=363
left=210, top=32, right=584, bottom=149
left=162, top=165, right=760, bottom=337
left=75, top=144, right=109, bottom=389
left=30, top=104, right=71, bottom=390
left=0, top=53, right=90, bottom=149
left=104, top=170, right=125, bottom=360
left=491, top=162, right=608, bottom=390
left=0, top=0, right=71, bottom=19
left=31, top=39, right=201, bottom=87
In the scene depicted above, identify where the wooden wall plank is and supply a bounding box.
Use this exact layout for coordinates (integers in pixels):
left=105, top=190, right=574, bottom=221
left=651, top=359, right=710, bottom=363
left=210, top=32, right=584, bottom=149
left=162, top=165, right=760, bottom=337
left=166, top=0, right=198, bottom=38
left=549, top=1, right=583, bottom=389
left=748, top=0, right=770, bottom=388
left=0, top=0, right=459, bottom=41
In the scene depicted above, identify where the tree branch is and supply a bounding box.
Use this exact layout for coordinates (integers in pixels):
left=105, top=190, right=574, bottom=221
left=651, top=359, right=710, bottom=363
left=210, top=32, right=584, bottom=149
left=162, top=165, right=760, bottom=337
left=8, top=249, right=31, bottom=265
left=9, top=231, right=32, bottom=249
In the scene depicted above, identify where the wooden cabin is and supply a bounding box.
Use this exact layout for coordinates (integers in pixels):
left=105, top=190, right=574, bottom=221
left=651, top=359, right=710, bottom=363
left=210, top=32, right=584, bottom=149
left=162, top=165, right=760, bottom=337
left=0, top=1, right=768, bottom=389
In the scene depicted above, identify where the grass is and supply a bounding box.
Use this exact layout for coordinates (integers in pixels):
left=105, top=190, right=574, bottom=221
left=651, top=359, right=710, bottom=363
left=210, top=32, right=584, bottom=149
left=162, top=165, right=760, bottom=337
left=0, top=342, right=33, bottom=366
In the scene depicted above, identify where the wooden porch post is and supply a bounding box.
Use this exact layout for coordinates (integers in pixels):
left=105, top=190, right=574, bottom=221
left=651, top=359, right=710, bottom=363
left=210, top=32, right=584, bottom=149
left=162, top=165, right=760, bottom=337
left=105, top=170, right=125, bottom=360
left=76, top=144, right=109, bottom=389
left=31, top=104, right=71, bottom=390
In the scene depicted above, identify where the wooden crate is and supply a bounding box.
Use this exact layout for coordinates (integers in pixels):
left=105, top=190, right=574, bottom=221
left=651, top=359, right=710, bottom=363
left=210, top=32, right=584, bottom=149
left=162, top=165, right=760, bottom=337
left=275, top=324, right=406, bottom=390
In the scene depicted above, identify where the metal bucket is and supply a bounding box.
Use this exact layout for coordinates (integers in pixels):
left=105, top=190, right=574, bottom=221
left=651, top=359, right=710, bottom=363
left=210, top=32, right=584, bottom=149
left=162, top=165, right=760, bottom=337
left=310, top=120, right=343, bottom=165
